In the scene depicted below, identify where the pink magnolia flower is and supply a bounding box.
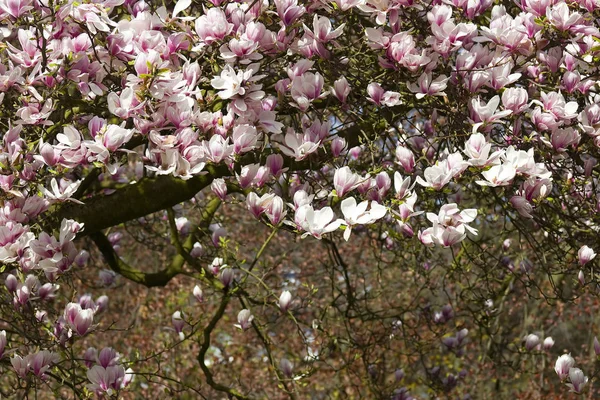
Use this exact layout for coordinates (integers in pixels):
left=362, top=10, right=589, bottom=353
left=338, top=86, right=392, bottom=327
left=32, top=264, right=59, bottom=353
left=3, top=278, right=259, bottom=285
left=464, top=133, right=502, bottom=167
left=502, top=87, right=529, bottom=114
left=550, top=127, right=580, bottom=152
left=39, top=178, right=83, bottom=204
left=278, top=290, right=292, bottom=312
left=29, top=350, right=60, bottom=378
left=275, top=0, right=305, bottom=26
left=340, top=198, right=387, bottom=241
left=195, top=8, right=233, bottom=45
left=193, top=285, right=204, bottom=302
left=331, top=76, right=350, bottom=103
left=578, top=245, right=596, bottom=266
left=470, top=95, right=512, bottom=132
left=293, top=205, right=343, bottom=239
left=367, top=82, right=385, bottom=105
left=211, top=178, right=228, bottom=200
left=232, top=124, right=259, bottom=154
left=523, top=333, right=540, bottom=351
left=547, top=2, right=582, bottom=31
left=407, top=73, right=449, bottom=99
left=235, top=309, right=253, bottom=330
left=290, top=72, right=325, bottom=111
left=279, top=130, right=320, bottom=161
left=395, top=146, right=415, bottom=172
left=510, top=195, right=534, bottom=218
left=172, top=311, right=185, bottom=339
left=211, top=64, right=265, bottom=112
left=304, top=15, right=345, bottom=43
left=64, top=302, right=94, bottom=336
left=334, top=166, right=361, bottom=198
left=476, top=164, right=516, bottom=187
left=0, top=0, right=33, bottom=18
left=566, top=368, right=588, bottom=393
left=11, top=355, right=28, bottom=378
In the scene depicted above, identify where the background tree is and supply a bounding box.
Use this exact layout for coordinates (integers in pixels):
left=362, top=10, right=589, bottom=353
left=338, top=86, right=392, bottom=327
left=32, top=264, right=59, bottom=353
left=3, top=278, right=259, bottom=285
left=0, top=0, right=600, bottom=397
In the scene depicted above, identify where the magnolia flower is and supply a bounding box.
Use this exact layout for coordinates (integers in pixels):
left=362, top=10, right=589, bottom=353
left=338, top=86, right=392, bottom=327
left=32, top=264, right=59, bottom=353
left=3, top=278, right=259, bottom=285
left=566, top=368, right=588, bottom=393
left=64, top=302, right=94, bottom=336
left=470, top=95, right=511, bottom=132
left=395, top=146, right=415, bottom=172
left=294, top=205, right=343, bottom=240
left=334, top=166, right=361, bottom=198
left=28, top=350, right=60, bottom=378
left=279, top=130, right=320, bottom=161
left=523, top=334, right=540, bottom=351
left=510, top=196, right=533, bottom=218
left=193, top=285, right=204, bottom=303
left=275, top=0, right=305, bottom=25
left=172, top=311, right=185, bottom=339
left=555, top=354, right=575, bottom=380
left=407, top=73, right=448, bottom=99
left=578, top=245, right=596, bottom=266
left=279, top=290, right=292, bottom=312
left=543, top=337, right=555, bottom=350
left=476, top=164, right=516, bottom=187
left=340, top=197, right=387, bottom=241
left=331, top=76, right=350, bottom=103
left=39, top=179, right=83, bottom=204
left=235, top=309, right=254, bottom=330
left=11, top=354, right=29, bottom=378
left=280, top=358, right=294, bottom=377
left=416, top=164, right=454, bottom=190
left=464, top=133, right=502, bottom=167
left=195, top=8, right=233, bottom=45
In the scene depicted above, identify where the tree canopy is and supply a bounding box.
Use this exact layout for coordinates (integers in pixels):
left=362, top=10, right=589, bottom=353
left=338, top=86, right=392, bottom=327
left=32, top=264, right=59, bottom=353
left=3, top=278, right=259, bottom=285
left=1, top=0, right=600, bottom=397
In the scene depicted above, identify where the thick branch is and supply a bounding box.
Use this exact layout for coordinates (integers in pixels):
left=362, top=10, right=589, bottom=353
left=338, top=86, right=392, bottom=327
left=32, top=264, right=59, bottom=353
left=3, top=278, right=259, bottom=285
left=58, top=165, right=228, bottom=235
left=90, top=231, right=187, bottom=287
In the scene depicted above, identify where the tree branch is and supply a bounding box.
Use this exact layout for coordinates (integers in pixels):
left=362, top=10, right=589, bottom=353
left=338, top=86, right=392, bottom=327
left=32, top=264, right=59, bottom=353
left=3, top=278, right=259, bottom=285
left=90, top=231, right=188, bottom=287
left=197, top=294, right=252, bottom=400
left=57, top=164, right=229, bottom=235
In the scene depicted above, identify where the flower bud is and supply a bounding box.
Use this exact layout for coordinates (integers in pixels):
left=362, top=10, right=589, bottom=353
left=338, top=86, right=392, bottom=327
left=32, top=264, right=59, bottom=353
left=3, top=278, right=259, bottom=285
left=395, top=146, right=415, bottom=173
left=38, top=283, right=59, bottom=300
left=190, top=242, right=204, bottom=258
left=219, top=268, right=234, bottom=288
left=211, top=178, right=228, bottom=201
left=5, top=274, right=17, bottom=292
left=97, top=347, right=119, bottom=368
left=578, top=270, right=585, bottom=286
left=594, top=337, right=600, bottom=356
left=172, top=311, right=185, bottom=338
left=99, top=270, right=117, bottom=287
left=95, top=295, right=109, bottom=313
left=266, top=154, right=285, bottom=176
left=278, top=290, right=292, bottom=312
left=280, top=358, right=294, bottom=377
left=236, top=309, right=253, bottom=330
left=75, top=250, right=90, bottom=267
left=543, top=336, right=554, bottom=350
left=331, top=137, right=347, bottom=157
left=83, top=347, right=98, bottom=368
left=193, top=285, right=204, bottom=303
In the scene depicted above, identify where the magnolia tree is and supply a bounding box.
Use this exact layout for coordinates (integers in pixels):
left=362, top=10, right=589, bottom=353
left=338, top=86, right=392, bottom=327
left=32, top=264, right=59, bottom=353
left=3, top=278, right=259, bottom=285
left=2, top=0, right=600, bottom=397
